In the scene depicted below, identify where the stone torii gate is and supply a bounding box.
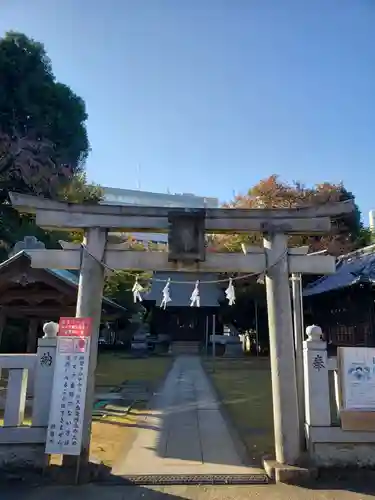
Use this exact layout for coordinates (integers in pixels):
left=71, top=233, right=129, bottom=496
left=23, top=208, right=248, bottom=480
left=9, top=192, right=353, bottom=472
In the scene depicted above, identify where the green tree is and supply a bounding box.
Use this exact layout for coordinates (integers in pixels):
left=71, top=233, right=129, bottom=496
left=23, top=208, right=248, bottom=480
left=0, top=32, right=92, bottom=261
left=103, top=237, right=161, bottom=307
left=0, top=32, right=138, bottom=313
left=104, top=270, right=151, bottom=309
left=58, top=172, right=103, bottom=205
left=0, top=31, right=89, bottom=198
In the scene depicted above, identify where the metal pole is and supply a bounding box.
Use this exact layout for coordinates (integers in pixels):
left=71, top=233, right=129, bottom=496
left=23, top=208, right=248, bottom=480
left=205, top=315, right=209, bottom=356
left=263, top=232, right=300, bottom=465
left=212, top=314, right=216, bottom=372
left=0, top=311, right=6, bottom=381
left=291, top=273, right=306, bottom=451
left=255, top=300, right=259, bottom=357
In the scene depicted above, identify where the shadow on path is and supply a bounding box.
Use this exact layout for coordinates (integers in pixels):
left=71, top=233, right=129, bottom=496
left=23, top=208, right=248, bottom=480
left=2, top=470, right=375, bottom=500
left=3, top=461, right=375, bottom=499
left=112, top=356, right=265, bottom=476
left=1, top=482, right=201, bottom=500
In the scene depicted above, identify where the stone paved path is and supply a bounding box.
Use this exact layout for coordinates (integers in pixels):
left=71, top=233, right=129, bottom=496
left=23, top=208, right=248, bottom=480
left=112, top=356, right=263, bottom=477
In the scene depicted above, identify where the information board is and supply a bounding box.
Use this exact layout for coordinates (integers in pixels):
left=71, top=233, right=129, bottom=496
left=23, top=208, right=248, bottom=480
left=45, top=317, right=91, bottom=456
left=58, top=317, right=92, bottom=337
left=339, top=347, right=375, bottom=410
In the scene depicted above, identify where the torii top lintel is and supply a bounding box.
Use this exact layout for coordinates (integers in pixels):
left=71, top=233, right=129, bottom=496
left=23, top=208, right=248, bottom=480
left=9, top=192, right=355, bottom=235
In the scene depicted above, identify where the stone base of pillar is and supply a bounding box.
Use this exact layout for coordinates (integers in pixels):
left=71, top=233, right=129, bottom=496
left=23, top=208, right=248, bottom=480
left=263, top=457, right=318, bottom=484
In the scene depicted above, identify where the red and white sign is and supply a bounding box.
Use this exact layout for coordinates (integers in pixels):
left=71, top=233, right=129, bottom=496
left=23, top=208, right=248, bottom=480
left=45, top=317, right=92, bottom=456
left=57, top=337, right=90, bottom=355
left=58, top=317, right=92, bottom=338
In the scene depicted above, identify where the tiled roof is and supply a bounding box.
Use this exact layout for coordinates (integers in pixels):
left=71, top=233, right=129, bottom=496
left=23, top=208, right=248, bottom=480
left=0, top=251, right=127, bottom=312
left=303, top=246, right=375, bottom=297
left=46, top=268, right=127, bottom=311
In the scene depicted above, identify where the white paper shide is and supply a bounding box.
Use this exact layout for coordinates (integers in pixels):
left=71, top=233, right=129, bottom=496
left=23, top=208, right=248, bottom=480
left=45, top=336, right=90, bottom=455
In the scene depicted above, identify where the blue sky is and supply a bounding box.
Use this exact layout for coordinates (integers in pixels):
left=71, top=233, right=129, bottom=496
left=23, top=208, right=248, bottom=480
left=1, top=1, right=375, bottom=220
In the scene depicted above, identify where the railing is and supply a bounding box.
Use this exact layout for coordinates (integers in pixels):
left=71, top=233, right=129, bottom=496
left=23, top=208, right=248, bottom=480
left=0, top=337, right=56, bottom=445
left=303, top=325, right=375, bottom=466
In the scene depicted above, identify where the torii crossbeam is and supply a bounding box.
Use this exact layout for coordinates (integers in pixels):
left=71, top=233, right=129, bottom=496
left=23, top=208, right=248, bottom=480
left=9, top=192, right=353, bottom=474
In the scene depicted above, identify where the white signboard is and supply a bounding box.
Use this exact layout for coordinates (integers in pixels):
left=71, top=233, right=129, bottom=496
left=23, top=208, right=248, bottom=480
left=339, top=347, right=375, bottom=410
left=45, top=335, right=90, bottom=455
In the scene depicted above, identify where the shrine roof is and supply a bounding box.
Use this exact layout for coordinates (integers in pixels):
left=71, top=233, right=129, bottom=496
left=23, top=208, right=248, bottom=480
left=47, top=268, right=127, bottom=312
left=303, top=245, right=375, bottom=297
left=0, top=251, right=127, bottom=312
left=145, top=271, right=222, bottom=307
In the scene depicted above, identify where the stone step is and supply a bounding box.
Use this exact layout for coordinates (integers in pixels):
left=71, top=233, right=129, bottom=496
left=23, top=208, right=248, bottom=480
left=172, top=342, right=201, bottom=356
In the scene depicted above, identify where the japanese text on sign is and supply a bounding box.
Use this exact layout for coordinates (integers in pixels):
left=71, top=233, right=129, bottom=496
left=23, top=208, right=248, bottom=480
left=45, top=332, right=90, bottom=455
left=58, top=317, right=92, bottom=338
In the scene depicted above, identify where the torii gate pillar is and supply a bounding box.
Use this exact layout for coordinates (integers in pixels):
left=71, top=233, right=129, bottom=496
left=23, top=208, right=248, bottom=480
left=264, top=232, right=300, bottom=465
left=63, top=227, right=107, bottom=468
left=9, top=192, right=354, bottom=475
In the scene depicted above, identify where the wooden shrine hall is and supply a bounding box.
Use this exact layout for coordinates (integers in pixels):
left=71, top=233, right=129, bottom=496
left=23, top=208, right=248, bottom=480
left=143, top=271, right=223, bottom=349
left=0, top=248, right=128, bottom=354
left=303, top=244, right=375, bottom=351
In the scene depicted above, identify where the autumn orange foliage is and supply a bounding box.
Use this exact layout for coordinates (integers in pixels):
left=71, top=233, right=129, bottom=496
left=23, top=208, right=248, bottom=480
left=210, top=175, right=363, bottom=256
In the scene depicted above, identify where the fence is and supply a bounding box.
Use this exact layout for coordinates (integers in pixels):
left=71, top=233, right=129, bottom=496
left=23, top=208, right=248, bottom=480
left=303, top=326, right=375, bottom=466
left=0, top=337, right=56, bottom=466
left=2, top=323, right=375, bottom=468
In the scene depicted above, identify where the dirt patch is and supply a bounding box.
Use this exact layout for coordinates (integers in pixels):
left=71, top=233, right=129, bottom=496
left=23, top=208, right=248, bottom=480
left=90, top=405, right=146, bottom=467
left=91, top=355, right=172, bottom=467
left=2, top=353, right=172, bottom=471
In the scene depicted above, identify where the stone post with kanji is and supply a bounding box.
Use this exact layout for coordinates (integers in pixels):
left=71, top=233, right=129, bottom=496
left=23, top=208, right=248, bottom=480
left=303, top=325, right=331, bottom=428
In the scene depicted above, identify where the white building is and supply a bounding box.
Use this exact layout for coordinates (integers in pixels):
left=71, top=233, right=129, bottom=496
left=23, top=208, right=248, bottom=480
left=101, top=187, right=219, bottom=244
left=102, top=187, right=218, bottom=209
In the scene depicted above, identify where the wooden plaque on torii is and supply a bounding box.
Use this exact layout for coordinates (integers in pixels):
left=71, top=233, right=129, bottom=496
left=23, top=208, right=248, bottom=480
left=167, top=209, right=206, bottom=263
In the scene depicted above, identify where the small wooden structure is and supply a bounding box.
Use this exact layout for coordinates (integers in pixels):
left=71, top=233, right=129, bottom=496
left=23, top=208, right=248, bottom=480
left=304, top=244, right=375, bottom=351
left=0, top=250, right=128, bottom=353
left=144, top=272, right=222, bottom=343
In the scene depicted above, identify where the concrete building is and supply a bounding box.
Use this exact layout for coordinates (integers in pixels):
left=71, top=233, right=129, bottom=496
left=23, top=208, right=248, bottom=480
left=102, top=187, right=218, bottom=208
